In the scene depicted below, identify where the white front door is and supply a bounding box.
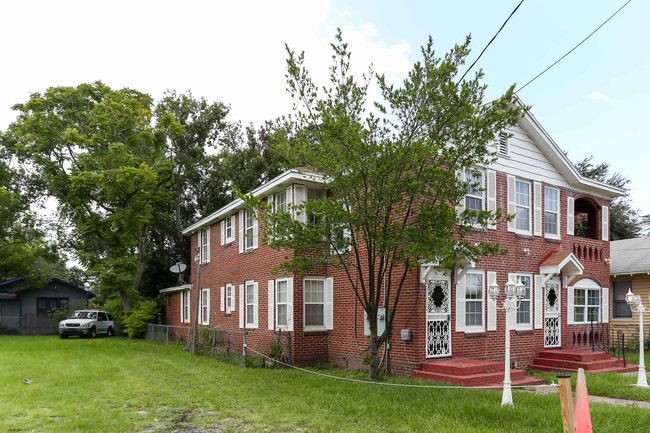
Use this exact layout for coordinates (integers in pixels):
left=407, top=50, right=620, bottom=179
left=426, top=275, right=452, bottom=358
left=544, top=281, right=561, bottom=348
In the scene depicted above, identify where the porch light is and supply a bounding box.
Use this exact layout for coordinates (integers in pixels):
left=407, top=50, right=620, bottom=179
left=625, top=289, right=648, bottom=387
left=489, top=278, right=525, bottom=406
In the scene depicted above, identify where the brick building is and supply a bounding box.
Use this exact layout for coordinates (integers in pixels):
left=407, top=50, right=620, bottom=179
left=161, top=105, right=623, bottom=375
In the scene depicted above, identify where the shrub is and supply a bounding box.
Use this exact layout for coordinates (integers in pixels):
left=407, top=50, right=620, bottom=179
left=123, top=299, right=158, bottom=338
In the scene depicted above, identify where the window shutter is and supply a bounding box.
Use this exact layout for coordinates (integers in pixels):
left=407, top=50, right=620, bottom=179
left=507, top=175, right=516, bottom=232
left=229, top=216, right=235, bottom=242
left=179, top=292, right=184, bottom=322
left=252, top=211, right=259, bottom=249
left=567, top=286, right=575, bottom=324
left=325, top=277, right=334, bottom=330
left=456, top=170, right=465, bottom=216
left=220, top=286, right=225, bottom=312
left=268, top=280, right=275, bottom=330
left=286, top=185, right=293, bottom=207
left=239, top=284, right=244, bottom=328
left=602, top=205, right=609, bottom=241
left=601, top=287, right=609, bottom=323
left=205, top=227, right=211, bottom=263
left=455, top=274, right=466, bottom=332
left=533, top=182, right=542, bottom=237
left=268, top=193, right=274, bottom=210
left=230, top=284, right=236, bottom=313
left=203, top=289, right=210, bottom=325
left=287, top=277, right=294, bottom=332
left=567, top=197, right=575, bottom=235
left=487, top=271, right=497, bottom=331
left=534, top=275, right=543, bottom=329
left=252, top=281, right=259, bottom=328
left=238, top=210, right=244, bottom=253
left=220, top=221, right=225, bottom=245
left=294, top=184, right=306, bottom=223
left=487, top=169, right=497, bottom=230
left=507, top=273, right=517, bottom=324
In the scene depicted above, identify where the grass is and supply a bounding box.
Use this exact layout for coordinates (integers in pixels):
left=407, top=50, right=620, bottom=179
left=1, top=337, right=650, bottom=433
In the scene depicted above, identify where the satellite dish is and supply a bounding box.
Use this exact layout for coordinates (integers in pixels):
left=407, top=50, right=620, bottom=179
left=169, top=262, right=187, bottom=274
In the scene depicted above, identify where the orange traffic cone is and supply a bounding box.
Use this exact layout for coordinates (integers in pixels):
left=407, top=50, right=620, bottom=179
left=574, top=368, right=592, bottom=433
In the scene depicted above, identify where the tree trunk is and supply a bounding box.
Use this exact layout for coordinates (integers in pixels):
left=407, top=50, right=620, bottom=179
left=368, top=316, right=381, bottom=380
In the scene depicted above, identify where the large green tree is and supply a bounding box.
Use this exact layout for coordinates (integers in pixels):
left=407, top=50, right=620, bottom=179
left=574, top=156, right=643, bottom=240
left=2, top=82, right=171, bottom=310
left=259, top=32, right=522, bottom=379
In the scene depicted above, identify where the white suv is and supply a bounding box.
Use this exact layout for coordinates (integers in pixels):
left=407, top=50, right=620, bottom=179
left=59, top=310, right=115, bottom=339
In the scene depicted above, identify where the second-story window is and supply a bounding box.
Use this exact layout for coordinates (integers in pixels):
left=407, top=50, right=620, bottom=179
left=544, top=186, right=560, bottom=238
left=200, top=227, right=210, bottom=263
left=515, top=180, right=531, bottom=234
left=244, top=209, right=257, bottom=251
left=274, top=189, right=287, bottom=213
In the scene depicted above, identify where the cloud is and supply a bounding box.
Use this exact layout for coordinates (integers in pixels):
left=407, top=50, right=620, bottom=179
left=589, top=92, right=609, bottom=101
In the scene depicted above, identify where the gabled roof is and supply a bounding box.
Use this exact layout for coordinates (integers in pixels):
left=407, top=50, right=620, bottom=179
left=515, top=98, right=624, bottom=199
left=183, top=168, right=325, bottom=235
left=0, top=276, right=95, bottom=298
left=611, top=238, right=650, bottom=276
left=540, top=252, right=584, bottom=277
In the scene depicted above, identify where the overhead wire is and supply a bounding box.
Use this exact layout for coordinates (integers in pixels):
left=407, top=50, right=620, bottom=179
left=515, top=0, right=633, bottom=94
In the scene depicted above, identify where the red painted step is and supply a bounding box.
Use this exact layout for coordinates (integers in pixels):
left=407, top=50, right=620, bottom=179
left=532, top=349, right=637, bottom=373
left=412, top=358, right=546, bottom=387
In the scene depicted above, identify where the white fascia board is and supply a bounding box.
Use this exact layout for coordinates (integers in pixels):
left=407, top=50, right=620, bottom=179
left=516, top=103, right=624, bottom=199
left=182, top=169, right=326, bottom=235
left=159, top=284, right=192, bottom=294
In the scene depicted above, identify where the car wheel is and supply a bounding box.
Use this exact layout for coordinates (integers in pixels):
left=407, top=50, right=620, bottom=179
left=107, top=327, right=114, bottom=337
left=60, top=334, right=68, bottom=339
left=90, top=327, right=96, bottom=338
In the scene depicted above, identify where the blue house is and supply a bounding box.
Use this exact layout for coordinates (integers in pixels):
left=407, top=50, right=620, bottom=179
left=0, top=277, right=95, bottom=334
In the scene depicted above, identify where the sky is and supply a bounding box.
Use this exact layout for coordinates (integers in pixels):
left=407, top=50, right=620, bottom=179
left=1, top=0, right=648, bottom=215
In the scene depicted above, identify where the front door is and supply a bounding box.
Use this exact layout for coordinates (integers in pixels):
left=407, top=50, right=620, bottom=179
left=544, top=281, right=561, bottom=348
left=426, top=274, right=452, bottom=358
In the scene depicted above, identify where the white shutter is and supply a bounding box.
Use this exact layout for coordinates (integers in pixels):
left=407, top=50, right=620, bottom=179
left=487, top=271, right=497, bottom=331
left=268, top=193, right=274, bottom=210
left=220, top=220, right=225, bottom=245
left=507, top=273, right=517, bottom=324
left=287, top=277, right=294, bottom=332
left=294, top=184, right=306, bottom=223
left=455, top=274, right=466, bottom=332
left=487, top=169, right=497, bottom=230
left=205, top=227, right=211, bottom=263
left=252, top=211, right=259, bottom=249
left=533, top=182, right=542, bottom=237
left=220, top=286, right=225, bottom=312
left=238, top=210, right=244, bottom=253
left=567, top=286, right=575, bottom=324
left=602, top=205, right=609, bottom=241
left=252, top=281, right=259, bottom=328
left=203, top=289, right=210, bottom=325
left=286, top=185, right=293, bottom=207
left=507, top=175, right=516, bottom=232
left=239, top=284, right=244, bottom=328
left=325, top=277, right=334, bottom=330
left=456, top=170, right=466, bottom=216
left=567, top=197, right=575, bottom=236
left=179, top=292, right=184, bottom=322
left=534, top=275, right=543, bottom=329
left=601, top=287, right=609, bottom=323
left=268, top=280, right=275, bottom=330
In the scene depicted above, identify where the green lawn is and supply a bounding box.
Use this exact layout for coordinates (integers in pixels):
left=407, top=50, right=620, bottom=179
left=1, top=336, right=649, bottom=433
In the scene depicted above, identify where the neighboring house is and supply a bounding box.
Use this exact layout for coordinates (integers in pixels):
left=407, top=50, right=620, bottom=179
left=162, top=102, right=623, bottom=376
left=610, top=237, right=650, bottom=339
left=0, top=277, right=95, bottom=334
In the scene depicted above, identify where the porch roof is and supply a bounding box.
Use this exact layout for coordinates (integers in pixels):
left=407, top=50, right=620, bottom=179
left=539, top=252, right=584, bottom=277
left=159, top=284, right=192, bottom=294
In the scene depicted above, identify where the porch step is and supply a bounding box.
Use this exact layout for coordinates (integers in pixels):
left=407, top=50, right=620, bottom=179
left=412, top=358, right=546, bottom=387
left=532, top=349, right=637, bottom=373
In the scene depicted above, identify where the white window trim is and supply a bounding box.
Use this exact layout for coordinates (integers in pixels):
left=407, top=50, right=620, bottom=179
left=303, top=277, right=333, bottom=332
left=463, top=270, right=485, bottom=333
left=225, top=215, right=235, bottom=244
left=200, top=227, right=210, bottom=263
left=514, top=273, right=533, bottom=330
left=544, top=186, right=561, bottom=240
left=514, top=180, right=532, bottom=235
left=243, top=209, right=258, bottom=252
left=572, top=284, right=602, bottom=324
left=275, top=278, right=290, bottom=330
left=200, top=288, right=210, bottom=325
left=225, top=283, right=235, bottom=314
left=180, top=290, right=190, bottom=324
left=245, top=280, right=259, bottom=328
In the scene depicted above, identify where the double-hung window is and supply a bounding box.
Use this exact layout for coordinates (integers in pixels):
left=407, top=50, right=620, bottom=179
left=515, top=180, right=531, bottom=234
left=245, top=280, right=257, bottom=327
left=544, top=186, right=560, bottom=238
left=225, top=283, right=234, bottom=314
left=199, top=227, right=210, bottom=263
left=515, top=274, right=532, bottom=328
left=465, top=169, right=485, bottom=215
left=244, top=209, right=257, bottom=251
left=200, top=288, right=210, bottom=325
left=574, top=287, right=600, bottom=323
left=304, top=278, right=325, bottom=329
left=181, top=290, right=190, bottom=323
left=276, top=279, right=288, bottom=328
left=225, top=216, right=234, bottom=243
left=465, top=271, right=484, bottom=331
left=612, top=280, right=632, bottom=319
left=274, top=190, right=287, bottom=213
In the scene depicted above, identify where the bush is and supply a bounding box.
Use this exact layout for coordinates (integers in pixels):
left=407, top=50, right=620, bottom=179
left=123, top=299, right=158, bottom=338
